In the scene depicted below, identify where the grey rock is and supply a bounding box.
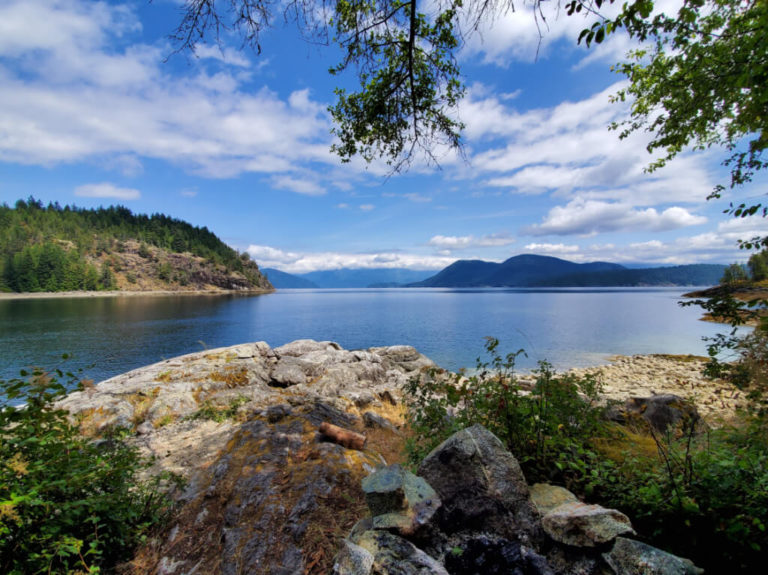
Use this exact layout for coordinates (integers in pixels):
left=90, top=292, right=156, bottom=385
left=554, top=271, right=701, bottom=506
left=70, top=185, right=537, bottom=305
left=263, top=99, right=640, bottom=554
left=333, top=539, right=375, bottom=575
left=271, top=356, right=316, bottom=386
left=356, top=529, right=449, bottom=574
left=362, top=464, right=440, bottom=536
left=541, top=501, right=635, bottom=547
left=363, top=411, right=399, bottom=432
left=529, top=483, right=579, bottom=516
left=417, top=424, right=542, bottom=545
left=613, top=394, right=700, bottom=434
left=274, top=339, right=341, bottom=357
left=603, top=537, right=704, bottom=575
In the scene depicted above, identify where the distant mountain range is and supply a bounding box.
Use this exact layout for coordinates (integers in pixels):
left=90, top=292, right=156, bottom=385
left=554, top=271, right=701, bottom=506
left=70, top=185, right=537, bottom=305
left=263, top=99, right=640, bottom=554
left=262, top=255, right=725, bottom=289
left=409, top=254, right=725, bottom=288
left=262, top=268, right=433, bottom=288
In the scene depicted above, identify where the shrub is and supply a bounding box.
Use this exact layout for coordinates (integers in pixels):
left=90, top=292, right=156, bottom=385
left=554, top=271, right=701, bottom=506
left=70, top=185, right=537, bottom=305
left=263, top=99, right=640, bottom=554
left=403, top=337, right=608, bottom=484
left=0, top=366, right=178, bottom=574
left=403, top=338, right=768, bottom=573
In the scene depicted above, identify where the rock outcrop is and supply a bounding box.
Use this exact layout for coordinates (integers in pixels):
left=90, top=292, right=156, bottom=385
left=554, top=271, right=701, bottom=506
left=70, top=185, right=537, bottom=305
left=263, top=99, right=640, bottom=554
left=334, top=425, right=704, bottom=575
left=56, top=343, right=713, bottom=574
left=57, top=340, right=434, bottom=574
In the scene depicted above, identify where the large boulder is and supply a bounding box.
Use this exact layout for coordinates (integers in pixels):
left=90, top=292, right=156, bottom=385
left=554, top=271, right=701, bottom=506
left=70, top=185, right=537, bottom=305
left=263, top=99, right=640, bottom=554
left=417, top=424, right=542, bottom=546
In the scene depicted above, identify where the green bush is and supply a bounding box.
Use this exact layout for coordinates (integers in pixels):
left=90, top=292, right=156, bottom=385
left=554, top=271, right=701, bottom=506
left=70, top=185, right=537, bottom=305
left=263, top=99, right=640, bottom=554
left=403, top=338, right=768, bottom=573
left=404, top=337, right=608, bottom=484
left=0, top=367, right=178, bottom=574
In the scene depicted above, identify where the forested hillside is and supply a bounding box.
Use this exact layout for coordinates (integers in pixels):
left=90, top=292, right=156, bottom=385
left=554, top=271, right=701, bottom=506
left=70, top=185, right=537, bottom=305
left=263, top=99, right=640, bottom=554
left=0, top=198, right=272, bottom=293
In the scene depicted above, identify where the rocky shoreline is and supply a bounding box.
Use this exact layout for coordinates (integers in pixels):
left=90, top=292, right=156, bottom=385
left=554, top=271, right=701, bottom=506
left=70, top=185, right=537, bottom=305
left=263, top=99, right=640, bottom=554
left=0, top=288, right=273, bottom=300
left=53, top=340, right=742, bottom=574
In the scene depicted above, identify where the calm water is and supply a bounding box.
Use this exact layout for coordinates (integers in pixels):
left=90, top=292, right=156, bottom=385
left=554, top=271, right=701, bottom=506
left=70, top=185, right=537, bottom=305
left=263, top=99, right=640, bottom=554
left=0, top=288, right=737, bottom=385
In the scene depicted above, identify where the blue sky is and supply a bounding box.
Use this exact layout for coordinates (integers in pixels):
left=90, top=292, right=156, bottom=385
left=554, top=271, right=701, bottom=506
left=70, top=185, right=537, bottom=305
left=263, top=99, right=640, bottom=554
left=0, top=0, right=765, bottom=273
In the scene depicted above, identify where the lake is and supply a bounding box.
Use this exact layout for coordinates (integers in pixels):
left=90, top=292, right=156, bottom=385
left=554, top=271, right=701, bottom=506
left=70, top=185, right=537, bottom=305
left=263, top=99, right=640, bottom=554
left=0, top=288, right=738, bottom=385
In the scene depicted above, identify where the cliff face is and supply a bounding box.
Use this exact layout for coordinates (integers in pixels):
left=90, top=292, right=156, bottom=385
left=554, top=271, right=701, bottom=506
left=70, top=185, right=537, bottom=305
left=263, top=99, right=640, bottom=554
left=94, top=240, right=273, bottom=292
left=58, top=340, right=433, bottom=574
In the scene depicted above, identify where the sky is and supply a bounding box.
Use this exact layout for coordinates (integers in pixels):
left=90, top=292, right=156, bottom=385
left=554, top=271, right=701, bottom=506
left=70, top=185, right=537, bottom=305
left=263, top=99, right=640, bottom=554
left=0, top=0, right=765, bottom=274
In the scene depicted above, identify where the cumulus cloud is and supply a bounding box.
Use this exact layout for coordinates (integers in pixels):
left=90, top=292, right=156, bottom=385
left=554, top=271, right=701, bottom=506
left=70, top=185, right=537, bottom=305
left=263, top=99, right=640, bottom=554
left=523, top=198, right=707, bottom=236
left=523, top=243, right=580, bottom=255
left=75, top=182, right=140, bottom=200
left=270, top=176, right=326, bottom=196
left=246, top=244, right=456, bottom=273
left=428, top=233, right=516, bottom=249
left=0, top=0, right=334, bottom=181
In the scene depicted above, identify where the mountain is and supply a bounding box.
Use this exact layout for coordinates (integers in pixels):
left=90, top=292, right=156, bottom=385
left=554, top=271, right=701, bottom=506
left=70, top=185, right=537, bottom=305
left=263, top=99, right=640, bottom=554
left=0, top=198, right=273, bottom=293
left=410, top=254, right=725, bottom=288
left=262, top=268, right=319, bottom=289
left=300, top=268, right=433, bottom=288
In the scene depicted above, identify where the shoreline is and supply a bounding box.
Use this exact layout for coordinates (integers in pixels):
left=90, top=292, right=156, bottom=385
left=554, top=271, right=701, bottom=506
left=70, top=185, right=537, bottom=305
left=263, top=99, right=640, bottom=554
left=0, top=288, right=274, bottom=301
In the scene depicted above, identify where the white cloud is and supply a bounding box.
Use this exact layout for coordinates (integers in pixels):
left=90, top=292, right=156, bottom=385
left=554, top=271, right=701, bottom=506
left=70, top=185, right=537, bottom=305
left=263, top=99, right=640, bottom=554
left=247, top=244, right=456, bottom=273
left=0, top=0, right=335, bottom=181
left=460, top=2, right=625, bottom=67
left=270, top=176, right=326, bottom=196
left=523, top=243, right=580, bottom=255
left=523, top=198, right=707, bottom=236
left=75, top=182, right=140, bottom=200
left=193, top=44, right=251, bottom=68
left=359, top=204, right=375, bottom=211
left=428, top=233, right=516, bottom=250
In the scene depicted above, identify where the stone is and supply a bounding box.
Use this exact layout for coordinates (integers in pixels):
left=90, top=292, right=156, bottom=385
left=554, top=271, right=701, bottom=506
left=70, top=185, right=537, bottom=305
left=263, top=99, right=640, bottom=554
left=363, top=411, right=399, bottom=432
left=443, top=534, right=529, bottom=575
left=529, top=484, right=579, bottom=516
left=603, top=537, right=704, bottom=575
left=274, top=339, right=341, bottom=357
left=362, top=464, right=440, bottom=536
left=270, top=355, right=316, bottom=386
left=541, top=501, right=635, bottom=547
left=417, top=424, right=542, bottom=545
left=356, top=530, right=449, bottom=574
left=333, top=539, right=374, bottom=575
left=614, top=394, right=701, bottom=434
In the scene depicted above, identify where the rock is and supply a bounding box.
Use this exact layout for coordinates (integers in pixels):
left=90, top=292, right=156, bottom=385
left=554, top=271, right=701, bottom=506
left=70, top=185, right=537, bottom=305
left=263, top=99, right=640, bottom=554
left=53, top=340, right=427, bottom=574
left=529, top=484, right=579, bottom=516
left=274, top=339, right=342, bottom=357
left=271, top=355, right=317, bottom=386
left=541, top=502, right=635, bottom=547
left=615, top=394, right=700, bottom=434
left=333, top=539, right=374, bottom=575
left=355, top=530, right=449, bottom=574
left=417, top=424, right=542, bottom=545
left=603, top=537, right=704, bottom=575
left=442, top=534, right=553, bottom=575
left=363, top=411, right=400, bottom=432
left=362, top=464, right=440, bottom=536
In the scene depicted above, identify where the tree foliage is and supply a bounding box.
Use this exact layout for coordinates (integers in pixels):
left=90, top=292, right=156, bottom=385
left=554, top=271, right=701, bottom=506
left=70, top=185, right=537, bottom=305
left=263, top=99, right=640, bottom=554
left=0, top=197, right=266, bottom=292
left=572, top=0, right=767, bottom=244
left=172, top=0, right=517, bottom=170
left=0, top=367, right=178, bottom=574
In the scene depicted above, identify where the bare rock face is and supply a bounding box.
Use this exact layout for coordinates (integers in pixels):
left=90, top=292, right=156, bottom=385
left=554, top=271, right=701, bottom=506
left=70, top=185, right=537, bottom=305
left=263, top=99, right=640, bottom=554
left=55, top=340, right=434, bottom=575
left=417, top=424, right=543, bottom=547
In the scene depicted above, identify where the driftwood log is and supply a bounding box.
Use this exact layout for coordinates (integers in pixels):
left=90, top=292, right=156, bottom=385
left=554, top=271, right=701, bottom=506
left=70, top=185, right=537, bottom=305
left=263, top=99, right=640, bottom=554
left=319, top=421, right=366, bottom=450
